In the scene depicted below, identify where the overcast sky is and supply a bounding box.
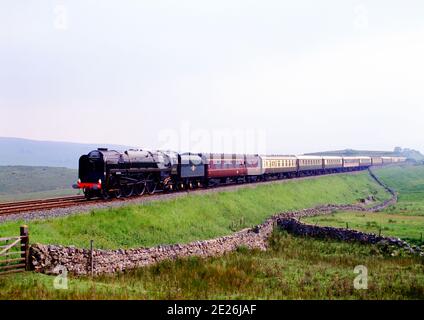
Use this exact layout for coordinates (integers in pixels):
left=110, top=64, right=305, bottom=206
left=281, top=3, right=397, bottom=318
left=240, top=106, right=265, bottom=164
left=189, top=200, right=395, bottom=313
left=1, top=1, right=423, bottom=154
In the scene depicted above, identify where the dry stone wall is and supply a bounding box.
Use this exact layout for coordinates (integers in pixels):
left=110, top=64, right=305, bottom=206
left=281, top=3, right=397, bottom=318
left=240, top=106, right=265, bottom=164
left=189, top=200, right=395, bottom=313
left=29, top=168, right=420, bottom=276
left=30, top=222, right=274, bottom=276
left=277, top=218, right=422, bottom=255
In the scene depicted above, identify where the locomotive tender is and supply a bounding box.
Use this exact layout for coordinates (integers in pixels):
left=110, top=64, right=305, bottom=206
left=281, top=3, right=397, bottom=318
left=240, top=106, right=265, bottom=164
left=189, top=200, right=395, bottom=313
left=74, top=148, right=406, bottom=199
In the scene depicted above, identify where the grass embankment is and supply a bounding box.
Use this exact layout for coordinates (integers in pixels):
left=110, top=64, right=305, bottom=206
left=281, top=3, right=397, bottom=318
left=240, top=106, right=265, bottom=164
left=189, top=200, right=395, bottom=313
left=0, top=172, right=390, bottom=249
left=377, top=165, right=424, bottom=216
left=0, top=166, right=78, bottom=202
left=1, top=230, right=423, bottom=300
left=304, top=165, right=424, bottom=245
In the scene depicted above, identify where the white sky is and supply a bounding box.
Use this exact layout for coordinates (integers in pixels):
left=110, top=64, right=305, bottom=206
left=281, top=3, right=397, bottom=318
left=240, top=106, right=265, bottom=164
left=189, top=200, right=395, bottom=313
left=1, top=1, right=423, bottom=154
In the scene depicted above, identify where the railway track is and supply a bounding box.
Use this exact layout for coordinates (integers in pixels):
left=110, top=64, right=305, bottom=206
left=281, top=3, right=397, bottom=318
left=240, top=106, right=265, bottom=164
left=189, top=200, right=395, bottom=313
left=0, top=195, right=90, bottom=216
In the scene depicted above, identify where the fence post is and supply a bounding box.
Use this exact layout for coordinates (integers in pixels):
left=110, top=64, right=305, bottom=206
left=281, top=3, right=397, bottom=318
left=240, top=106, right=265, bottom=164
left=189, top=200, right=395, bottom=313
left=90, top=240, right=94, bottom=277
left=20, top=225, right=29, bottom=271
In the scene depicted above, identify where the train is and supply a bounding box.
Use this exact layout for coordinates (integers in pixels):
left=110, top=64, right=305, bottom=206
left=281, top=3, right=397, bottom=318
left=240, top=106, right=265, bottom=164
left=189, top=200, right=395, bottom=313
left=74, top=148, right=407, bottom=199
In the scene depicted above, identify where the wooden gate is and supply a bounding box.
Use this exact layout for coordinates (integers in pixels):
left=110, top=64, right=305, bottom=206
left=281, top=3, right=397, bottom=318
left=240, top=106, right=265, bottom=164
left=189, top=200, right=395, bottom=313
left=0, top=225, right=29, bottom=275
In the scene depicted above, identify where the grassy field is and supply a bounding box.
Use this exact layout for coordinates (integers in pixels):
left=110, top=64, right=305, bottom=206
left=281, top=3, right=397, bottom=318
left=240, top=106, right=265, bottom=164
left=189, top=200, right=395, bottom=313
left=304, top=165, right=424, bottom=245
left=0, top=166, right=78, bottom=202
left=376, top=164, right=424, bottom=216
left=0, top=230, right=422, bottom=300
left=304, top=212, right=424, bottom=245
left=0, top=172, right=390, bottom=249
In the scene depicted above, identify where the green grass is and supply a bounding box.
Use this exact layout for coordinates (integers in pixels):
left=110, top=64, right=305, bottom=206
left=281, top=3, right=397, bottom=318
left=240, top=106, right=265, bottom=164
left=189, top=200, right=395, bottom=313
left=0, top=172, right=390, bottom=249
left=0, top=230, right=423, bottom=300
left=374, top=164, right=424, bottom=216
left=304, top=212, right=424, bottom=245
left=304, top=165, right=424, bottom=246
left=0, top=166, right=78, bottom=202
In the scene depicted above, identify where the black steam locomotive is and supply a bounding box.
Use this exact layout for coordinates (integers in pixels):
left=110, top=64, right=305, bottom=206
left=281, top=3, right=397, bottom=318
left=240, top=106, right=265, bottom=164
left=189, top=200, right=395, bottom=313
left=75, top=148, right=205, bottom=199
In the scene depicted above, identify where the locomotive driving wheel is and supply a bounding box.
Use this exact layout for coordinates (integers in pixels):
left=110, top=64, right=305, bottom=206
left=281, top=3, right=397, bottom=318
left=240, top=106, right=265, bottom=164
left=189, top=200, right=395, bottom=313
left=121, top=184, right=134, bottom=198
left=114, top=188, right=123, bottom=199
left=134, top=181, right=146, bottom=196
left=113, top=185, right=131, bottom=198
left=145, top=174, right=157, bottom=195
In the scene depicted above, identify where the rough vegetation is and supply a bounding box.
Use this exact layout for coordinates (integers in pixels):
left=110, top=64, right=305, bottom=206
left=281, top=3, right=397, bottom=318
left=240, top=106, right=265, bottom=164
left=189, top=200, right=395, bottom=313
left=1, top=230, right=423, bottom=300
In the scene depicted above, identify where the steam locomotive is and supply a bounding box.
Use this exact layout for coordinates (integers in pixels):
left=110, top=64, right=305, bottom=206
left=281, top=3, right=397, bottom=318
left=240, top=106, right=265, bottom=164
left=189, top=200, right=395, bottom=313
left=74, top=148, right=406, bottom=200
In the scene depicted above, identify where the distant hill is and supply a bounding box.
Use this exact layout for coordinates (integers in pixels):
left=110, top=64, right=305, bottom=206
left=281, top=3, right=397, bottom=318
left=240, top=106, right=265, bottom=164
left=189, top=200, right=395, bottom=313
left=306, top=148, right=424, bottom=161
left=0, top=137, right=131, bottom=169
